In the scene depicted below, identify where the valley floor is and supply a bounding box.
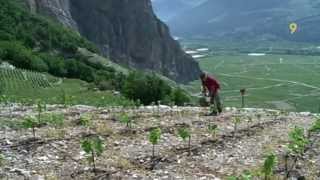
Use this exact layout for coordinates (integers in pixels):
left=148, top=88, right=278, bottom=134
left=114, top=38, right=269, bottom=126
left=185, top=54, right=320, bottom=113
left=0, top=104, right=319, bottom=179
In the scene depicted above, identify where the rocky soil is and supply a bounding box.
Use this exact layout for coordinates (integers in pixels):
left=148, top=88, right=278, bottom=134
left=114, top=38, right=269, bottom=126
left=0, top=104, right=319, bottom=179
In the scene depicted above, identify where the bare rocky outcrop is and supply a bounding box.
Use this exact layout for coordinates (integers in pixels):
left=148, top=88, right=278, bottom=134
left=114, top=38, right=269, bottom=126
left=25, top=0, right=78, bottom=30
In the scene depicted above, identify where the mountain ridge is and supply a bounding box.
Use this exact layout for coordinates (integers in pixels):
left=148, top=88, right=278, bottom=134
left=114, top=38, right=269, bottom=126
left=168, top=0, right=320, bottom=42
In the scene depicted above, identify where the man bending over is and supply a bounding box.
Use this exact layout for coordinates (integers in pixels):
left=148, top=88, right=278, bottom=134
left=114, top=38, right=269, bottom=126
left=200, top=72, right=222, bottom=115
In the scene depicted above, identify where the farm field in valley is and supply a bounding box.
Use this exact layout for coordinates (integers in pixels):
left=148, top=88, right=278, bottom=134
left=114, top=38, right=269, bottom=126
left=186, top=53, right=320, bottom=113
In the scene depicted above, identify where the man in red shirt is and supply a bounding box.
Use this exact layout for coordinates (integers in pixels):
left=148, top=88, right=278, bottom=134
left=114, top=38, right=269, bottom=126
left=200, top=72, right=222, bottom=115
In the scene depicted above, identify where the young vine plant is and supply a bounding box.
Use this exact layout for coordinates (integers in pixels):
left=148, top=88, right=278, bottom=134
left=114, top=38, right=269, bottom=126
left=233, top=116, right=241, bottom=137
left=81, top=136, right=104, bottom=174
left=22, top=116, right=40, bottom=139
left=0, top=153, right=5, bottom=167
left=149, top=128, right=161, bottom=159
left=48, top=113, right=65, bottom=129
left=208, top=124, right=218, bottom=140
left=308, top=118, right=320, bottom=136
left=178, top=127, right=191, bottom=155
left=227, top=170, right=253, bottom=180
left=36, top=100, right=47, bottom=124
left=261, top=153, right=277, bottom=180
left=288, top=126, right=309, bottom=156
left=119, top=113, right=132, bottom=129
left=79, top=114, right=92, bottom=127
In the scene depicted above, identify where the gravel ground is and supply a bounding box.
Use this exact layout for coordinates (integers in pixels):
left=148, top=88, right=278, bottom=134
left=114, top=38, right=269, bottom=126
left=0, top=104, right=319, bottom=179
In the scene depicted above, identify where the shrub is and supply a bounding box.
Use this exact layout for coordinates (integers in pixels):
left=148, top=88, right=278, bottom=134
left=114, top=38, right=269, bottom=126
left=122, top=71, right=171, bottom=105
left=40, top=54, right=67, bottom=77
left=0, top=41, right=33, bottom=69
left=97, top=80, right=113, bottom=91
left=0, top=41, right=49, bottom=72
left=30, top=56, right=49, bottom=72
left=171, top=88, right=190, bottom=106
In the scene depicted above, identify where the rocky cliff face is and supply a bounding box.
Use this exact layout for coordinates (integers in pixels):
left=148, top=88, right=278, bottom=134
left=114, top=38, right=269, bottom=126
left=25, top=0, right=200, bottom=83
left=25, top=0, right=78, bottom=30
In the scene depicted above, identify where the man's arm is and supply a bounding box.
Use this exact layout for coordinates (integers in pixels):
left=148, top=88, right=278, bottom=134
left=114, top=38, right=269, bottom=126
left=201, top=81, right=207, bottom=96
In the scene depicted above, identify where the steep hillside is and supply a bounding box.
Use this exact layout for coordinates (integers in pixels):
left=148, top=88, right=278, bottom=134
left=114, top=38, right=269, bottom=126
left=26, top=0, right=201, bottom=83
left=168, top=0, right=320, bottom=42
left=0, top=0, right=193, bottom=106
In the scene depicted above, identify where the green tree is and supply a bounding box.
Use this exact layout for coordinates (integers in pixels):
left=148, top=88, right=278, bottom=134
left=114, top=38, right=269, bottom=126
left=122, top=71, right=171, bottom=105
left=171, top=88, right=190, bottom=106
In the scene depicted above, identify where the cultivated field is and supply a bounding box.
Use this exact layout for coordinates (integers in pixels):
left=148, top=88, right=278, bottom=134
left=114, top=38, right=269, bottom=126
left=0, top=67, right=133, bottom=107
left=186, top=53, right=320, bottom=113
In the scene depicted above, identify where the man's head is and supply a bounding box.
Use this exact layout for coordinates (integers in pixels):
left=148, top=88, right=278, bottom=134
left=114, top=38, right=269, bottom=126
left=200, top=72, right=207, bottom=81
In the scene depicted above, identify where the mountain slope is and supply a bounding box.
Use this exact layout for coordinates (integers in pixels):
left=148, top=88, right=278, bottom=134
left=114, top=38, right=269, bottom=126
left=152, top=0, right=188, bottom=22
left=168, top=0, right=320, bottom=42
left=26, top=0, right=201, bottom=83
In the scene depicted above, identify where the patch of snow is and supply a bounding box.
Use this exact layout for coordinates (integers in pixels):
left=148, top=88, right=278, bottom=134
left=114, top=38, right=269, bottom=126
left=248, top=53, right=266, bottom=56
left=173, top=36, right=180, bottom=41
left=192, top=55, right=206, bottom=59
left=185, top=50, right=198, bottom=54
left=196, top=48, right=209, bottom=52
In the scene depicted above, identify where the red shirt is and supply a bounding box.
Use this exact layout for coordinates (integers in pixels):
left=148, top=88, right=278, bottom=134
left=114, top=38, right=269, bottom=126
left=202, top=75, right=220, bottom=93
